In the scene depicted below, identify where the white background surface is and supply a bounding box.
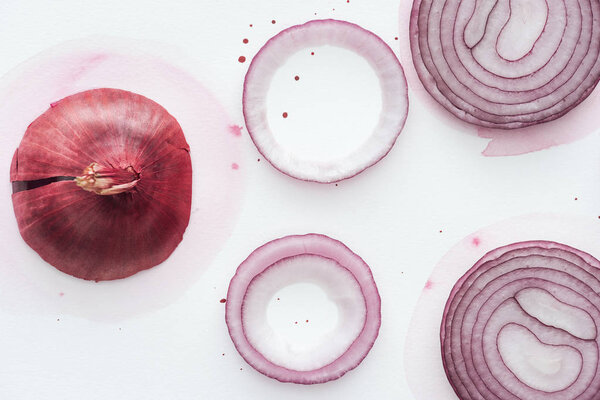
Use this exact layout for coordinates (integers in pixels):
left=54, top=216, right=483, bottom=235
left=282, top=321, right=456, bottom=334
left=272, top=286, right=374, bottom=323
left=0, top=0, right=599, bottom=399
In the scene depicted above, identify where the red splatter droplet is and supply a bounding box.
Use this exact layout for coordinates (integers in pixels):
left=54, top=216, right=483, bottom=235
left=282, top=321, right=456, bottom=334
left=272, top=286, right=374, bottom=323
left=311, top=51, right=315, bottom=55
left=240, top=368, right=243, bottom=371
left=294, top=321, right=298, bottom=324
left=424, top=280, right=434, bottom=290
left=229, top=125, right=243, bottom=136
left=257, top=158, right=261, bottom=162
left=305, top=319, right=309, bottom=323
left=575, top=197, right=578, bottom=200
left=220, top=298, right=227, bottom=303
left=282, top=112, right=288, bottom=118
left=472, top=237, right=480, bottom=246
left=277, top=297, right=280, bottom=300
left=243, top=38, right=249, bottom=44
left=249, top=24, right=253, bottom=27
left=439, top=230, right=443, bottom=233
left=222, top=353, right=225, bottom=356
left=271, top=20, right=276, bottom=24
left=238, top=56, right=246, bottom=63
left=294, top=75, right=300, bottom=81
left=231, top=163, right=239, bottom=170
left=395, top=37, right=399, bottom=40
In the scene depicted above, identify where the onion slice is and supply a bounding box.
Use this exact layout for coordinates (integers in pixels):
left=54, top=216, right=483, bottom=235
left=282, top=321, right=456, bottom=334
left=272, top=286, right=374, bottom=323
left=225, top=234, right=381, bottom=384
left=410, top=0, right=600, bottom=128
left=442, top=241, right=600, bottom=399
left=243, top=19, right=408, bottom=182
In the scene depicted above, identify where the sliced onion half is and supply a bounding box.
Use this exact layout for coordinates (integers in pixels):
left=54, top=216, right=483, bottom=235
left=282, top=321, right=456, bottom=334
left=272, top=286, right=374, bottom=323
left=410, top=0, right=600, bottom=128
left=243, top=19, right=408, bottom=183
left=442, top=241, right=600, bottom=399
left=225, top=234, right=381, bottom=384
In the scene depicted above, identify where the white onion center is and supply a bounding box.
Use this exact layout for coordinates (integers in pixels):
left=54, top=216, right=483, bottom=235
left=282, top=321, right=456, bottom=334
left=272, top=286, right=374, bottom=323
left=242, top=254, right=366, bottom=371
left=267, top=45, right=381, bottom=162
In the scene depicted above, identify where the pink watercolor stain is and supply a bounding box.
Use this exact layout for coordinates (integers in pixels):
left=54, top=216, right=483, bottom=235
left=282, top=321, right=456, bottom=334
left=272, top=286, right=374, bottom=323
left=424, top=280, right=434, bottom=290
left=472, top=237, right=480, bottom=247
left=231, top=162, right=239, bottom=170
left=229, top=125, right=243, bottom=137
left=398, top=3, right=600, bottom=157
left=0, top=38, right=247, bottom=321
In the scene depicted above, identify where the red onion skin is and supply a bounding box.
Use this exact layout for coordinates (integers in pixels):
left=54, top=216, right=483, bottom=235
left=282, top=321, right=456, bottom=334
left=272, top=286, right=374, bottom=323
left=11, top=88, right=192, bottom=281
left=441, top=241, right=600, bottom=400
left=226, top=234, right=381, bottom=384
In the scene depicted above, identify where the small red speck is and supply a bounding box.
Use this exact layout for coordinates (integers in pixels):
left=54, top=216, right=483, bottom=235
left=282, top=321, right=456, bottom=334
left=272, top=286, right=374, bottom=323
left=271, top=20, right=276, bottom=24
left=282, top=112, right=288, bottom=118
left=472, top=237, right=480, bottom=246
left=59, top=292, right=64, bottom=297
left=335, top=183, right=338, bottom=186
left=347, top=0, right=350, bottom=2
left=439, top=230, right=443, bottom=233
left=575, top=197, right=578, bottom=200
left=295, top=321, right=298, bottom=324
left=238, top=56, right=246, bottom=63
left=257, top=158, right=261, bottom=162
left=229, top=125, right=243, bottom=137
left=50, top=102, right=58, bottom=108
left=424, top=280, right=434, bottom=290
left=294, top=75, right=300, bottom=81
left=305, top=320, right=309, bottom=323
left=311, top=51, right=315, bottom=55
left=220, top=298, right=227, bottom=303
left=333, top=8, right=335, bottom=10
left=231, top=163, right=239, bottom=170
left=243, top=38, right=249, bottom=44
left=277, top=297, right=280, bottom=301
left=395, top=37, right=399, bottom=40
left=240, top=368, right=243, bottom=371
left=249, top=24, right=253, bottom=27
left=222, top=353, right=225, bottom=356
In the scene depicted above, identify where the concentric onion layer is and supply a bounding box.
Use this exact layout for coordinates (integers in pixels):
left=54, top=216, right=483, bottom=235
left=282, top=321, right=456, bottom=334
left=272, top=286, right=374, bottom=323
left=442, top=241, right=600, bottom=399
left=225, top=234, right=381, bottom=384
left=410, top=0, right=600, bottom=128
left=10, top=88, right=192, bottom=281
left=243, top=19, right=408, bottom=182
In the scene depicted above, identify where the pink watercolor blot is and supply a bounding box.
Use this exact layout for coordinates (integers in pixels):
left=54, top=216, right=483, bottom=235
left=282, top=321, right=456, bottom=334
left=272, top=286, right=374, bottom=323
left=472, top=237, right=480, bottom=246
left=229, top=125, right=243, bottom=137
left=424, top=280, right=434, bottom=290
left=231, top=163, right=239, bottom=170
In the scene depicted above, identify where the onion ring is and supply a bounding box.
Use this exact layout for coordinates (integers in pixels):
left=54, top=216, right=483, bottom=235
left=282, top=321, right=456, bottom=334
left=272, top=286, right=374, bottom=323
left=243, top=19, right=408, bottom=182
left=225, top=234, right=381, bottom=384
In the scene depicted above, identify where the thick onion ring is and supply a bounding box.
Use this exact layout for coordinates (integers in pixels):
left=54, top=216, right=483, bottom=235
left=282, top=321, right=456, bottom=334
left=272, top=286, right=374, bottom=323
left=243, top=19, right=408, bottom=182
left=225, top=234, right=381, bottom=384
